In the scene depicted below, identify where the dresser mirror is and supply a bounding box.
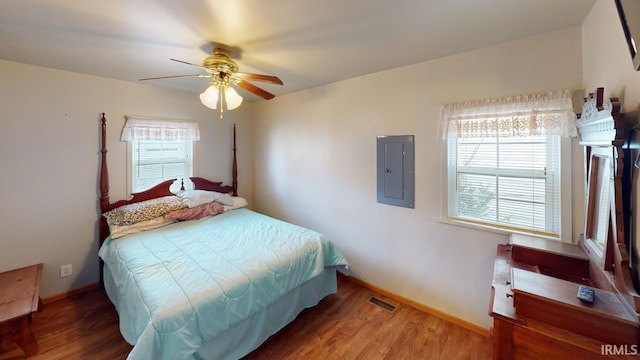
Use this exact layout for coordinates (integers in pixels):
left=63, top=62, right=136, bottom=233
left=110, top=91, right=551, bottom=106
left=585, top=152, right=611, bottom=254
left=576, top=88, right=639, bottom=314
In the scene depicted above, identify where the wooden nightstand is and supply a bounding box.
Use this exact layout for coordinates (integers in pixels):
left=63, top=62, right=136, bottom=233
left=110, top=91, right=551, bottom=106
left=0, top=264, right=43, bottom=358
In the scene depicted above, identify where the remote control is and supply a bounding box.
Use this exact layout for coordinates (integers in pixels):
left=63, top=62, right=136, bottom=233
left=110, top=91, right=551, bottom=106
left=577, top=285, right=595, bottom=304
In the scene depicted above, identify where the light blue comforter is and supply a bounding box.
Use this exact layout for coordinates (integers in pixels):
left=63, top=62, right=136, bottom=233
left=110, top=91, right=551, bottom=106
left=99, top=208, right=349, bottom=360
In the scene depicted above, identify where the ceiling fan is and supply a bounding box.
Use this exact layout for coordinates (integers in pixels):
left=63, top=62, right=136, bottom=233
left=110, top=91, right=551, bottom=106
left=140, top=46, right=283, bottom=117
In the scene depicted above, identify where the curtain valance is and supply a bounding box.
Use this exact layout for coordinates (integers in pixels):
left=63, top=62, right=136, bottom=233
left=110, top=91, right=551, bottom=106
left=121, top=117, right=200, bottom=141
left=440, top=90, right=577, bottom=139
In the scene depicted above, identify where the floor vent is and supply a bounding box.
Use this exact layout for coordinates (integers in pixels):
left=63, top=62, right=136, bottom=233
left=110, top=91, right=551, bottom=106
left=368, top=296, right=397, bottom=313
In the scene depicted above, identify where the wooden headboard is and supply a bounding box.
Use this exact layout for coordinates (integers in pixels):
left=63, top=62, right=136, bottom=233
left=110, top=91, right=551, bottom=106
left=97, top=113, right=238, bottom=245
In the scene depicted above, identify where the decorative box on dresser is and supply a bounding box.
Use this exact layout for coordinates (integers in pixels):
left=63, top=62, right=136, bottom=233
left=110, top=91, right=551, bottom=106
left=489, top=89, right=640, bottom=359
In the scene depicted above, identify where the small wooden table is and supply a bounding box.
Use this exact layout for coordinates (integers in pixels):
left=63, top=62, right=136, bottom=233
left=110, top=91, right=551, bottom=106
left=0, top=264, right=43, bottom=357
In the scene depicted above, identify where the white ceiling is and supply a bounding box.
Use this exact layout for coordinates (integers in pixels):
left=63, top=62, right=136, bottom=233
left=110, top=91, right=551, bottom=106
left=0, top=0, right=595, bottom=101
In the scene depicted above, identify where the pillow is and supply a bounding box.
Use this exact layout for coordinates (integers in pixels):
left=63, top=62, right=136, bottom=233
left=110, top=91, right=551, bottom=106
left=176, top=189, right=234, bottom=207
left=103, top=195, right=186, bottom=226
left=223, top=196, right=248, bottom=212
left=110, top=216, right=177, bottom=239
left=215, top=193, right=235, bottom=206
left=165, top=201, right=225, bottom=221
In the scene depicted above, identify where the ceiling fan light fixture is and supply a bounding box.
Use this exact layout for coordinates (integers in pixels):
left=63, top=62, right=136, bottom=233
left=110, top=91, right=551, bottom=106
left=142, top=45, right=282, bottom=117
left=225, top=86, right=243, bottom=110
left=199, top=84, right=219, bottom=110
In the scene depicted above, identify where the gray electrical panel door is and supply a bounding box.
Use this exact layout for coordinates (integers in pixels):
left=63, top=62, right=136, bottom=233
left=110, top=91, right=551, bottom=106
left=376, top=135, right=414, bottom=208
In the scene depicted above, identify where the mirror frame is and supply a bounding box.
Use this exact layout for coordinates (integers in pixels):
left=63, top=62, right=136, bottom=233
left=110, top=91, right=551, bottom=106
left=583, top=150, right=614, bottom=271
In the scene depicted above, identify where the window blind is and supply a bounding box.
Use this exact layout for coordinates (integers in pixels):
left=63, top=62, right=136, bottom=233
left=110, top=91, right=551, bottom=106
left=132, top=140, right=192, bottom=193
left=451, top=135, right=560, bottom=235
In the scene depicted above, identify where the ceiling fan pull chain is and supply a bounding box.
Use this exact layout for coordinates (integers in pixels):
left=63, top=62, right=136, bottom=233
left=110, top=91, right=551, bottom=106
left=219, top=85, right=224, bottom=120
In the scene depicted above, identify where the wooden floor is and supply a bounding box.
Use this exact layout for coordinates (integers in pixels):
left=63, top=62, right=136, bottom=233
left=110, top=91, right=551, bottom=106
left=1, top=276, right=492, bottom=359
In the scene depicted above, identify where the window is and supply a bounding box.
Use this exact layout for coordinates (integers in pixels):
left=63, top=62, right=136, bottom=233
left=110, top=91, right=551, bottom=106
left=448, top=134, right=561, bottom=235
left=131, top=139, right=193, bottom=193
left=121, top=117, right=200, bottom=193
left=441, top=90, right=576, bottom=239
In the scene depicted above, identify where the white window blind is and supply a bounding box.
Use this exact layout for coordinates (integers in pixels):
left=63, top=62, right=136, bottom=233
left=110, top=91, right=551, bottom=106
left=131, top=139, right=193, bottom=193
left=441, top=90, right=576, bottom=239
left=121, top=117, right=199, bottom=193
left=448, top=135, right=560, bottom=235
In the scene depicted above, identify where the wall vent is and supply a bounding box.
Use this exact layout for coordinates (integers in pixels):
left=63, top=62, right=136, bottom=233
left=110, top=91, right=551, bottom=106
left=368, top=296, right=397, bottom=313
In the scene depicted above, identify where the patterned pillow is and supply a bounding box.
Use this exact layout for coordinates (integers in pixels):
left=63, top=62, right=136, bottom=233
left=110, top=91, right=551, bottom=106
left=103, top=196, right=186, bottom=226
left=165, top=201, right=225, bottom=221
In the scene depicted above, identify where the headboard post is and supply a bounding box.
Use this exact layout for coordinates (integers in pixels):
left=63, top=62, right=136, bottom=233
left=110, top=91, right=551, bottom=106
left=98, top=113, right=109, bottom=289
left=232, top=123, right=238, bottom=196
left=100, top=113, right=109, bottom=212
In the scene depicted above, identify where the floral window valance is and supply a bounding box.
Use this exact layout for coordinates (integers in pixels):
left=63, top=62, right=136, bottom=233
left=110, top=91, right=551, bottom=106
left=440, top=90, right=577, bottom=139
left=121, top=117, right=200, bottom=141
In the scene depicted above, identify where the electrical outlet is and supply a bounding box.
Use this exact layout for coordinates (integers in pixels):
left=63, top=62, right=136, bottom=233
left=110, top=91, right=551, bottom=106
left=60, top=264, right=72, bottom=278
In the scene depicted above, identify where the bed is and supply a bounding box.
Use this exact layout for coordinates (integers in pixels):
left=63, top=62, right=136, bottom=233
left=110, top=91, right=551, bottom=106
left=96, top=114, right=349, bottom=360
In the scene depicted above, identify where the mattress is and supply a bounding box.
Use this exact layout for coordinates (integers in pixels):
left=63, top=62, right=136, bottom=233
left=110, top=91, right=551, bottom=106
left=99, top=208, right=349, bottom=360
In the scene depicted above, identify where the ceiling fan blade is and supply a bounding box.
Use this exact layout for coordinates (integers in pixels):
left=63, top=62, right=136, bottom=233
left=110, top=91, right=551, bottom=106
left=170, top=58, right=207, bottom=69
left=139, top=74, right=210, bottom=81
left=235, top=72, right=283, bottom=85
left=235, top=79, right=275, bottom=100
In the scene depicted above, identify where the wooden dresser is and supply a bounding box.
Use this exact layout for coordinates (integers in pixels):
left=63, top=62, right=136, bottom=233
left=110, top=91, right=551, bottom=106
left=490, top=88, right=640, bottom=359
left=490, top=238, right=638, bottom=359
left=0, top=263, right=43, bottom=357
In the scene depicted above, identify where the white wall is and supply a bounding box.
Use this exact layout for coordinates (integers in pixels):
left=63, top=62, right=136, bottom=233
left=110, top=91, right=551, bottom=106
left=0, top=59, right=252, bottom=297
left=582, top=0, right=640, bottom=283
left=250, top=27, right=584, bottom=329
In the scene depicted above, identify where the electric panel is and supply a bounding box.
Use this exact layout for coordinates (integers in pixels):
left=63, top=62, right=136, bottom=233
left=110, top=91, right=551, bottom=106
left=376, top=135, right=414, bottom=208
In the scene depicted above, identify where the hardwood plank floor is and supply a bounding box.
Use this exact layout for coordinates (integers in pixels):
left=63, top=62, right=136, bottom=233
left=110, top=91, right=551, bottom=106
left=1, top=276, right=492, bottom=359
